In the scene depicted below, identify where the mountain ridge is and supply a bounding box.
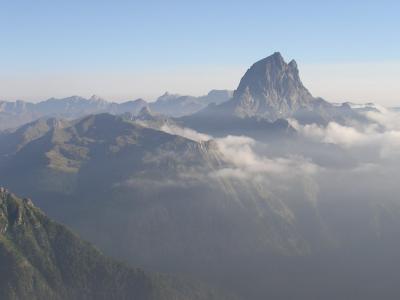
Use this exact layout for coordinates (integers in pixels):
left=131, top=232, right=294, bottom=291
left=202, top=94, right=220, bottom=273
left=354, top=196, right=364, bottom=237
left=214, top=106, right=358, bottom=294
left=0, top=90, right=232, bottom=130
left=0, top=187, right=233, bottom=300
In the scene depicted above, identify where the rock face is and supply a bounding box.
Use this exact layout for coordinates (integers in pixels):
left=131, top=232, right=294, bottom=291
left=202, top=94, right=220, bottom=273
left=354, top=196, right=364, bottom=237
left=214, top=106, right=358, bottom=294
left=231, top=52, right=315, bottom=120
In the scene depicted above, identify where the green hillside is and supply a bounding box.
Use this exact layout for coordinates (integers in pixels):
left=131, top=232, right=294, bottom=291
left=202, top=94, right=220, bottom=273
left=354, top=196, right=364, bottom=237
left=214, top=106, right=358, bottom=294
left=0, top=188, right=233, bottom=300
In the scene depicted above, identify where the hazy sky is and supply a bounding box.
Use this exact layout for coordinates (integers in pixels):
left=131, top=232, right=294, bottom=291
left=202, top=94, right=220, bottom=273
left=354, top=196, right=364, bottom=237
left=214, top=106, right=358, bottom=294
left=1, top=0, right=399, bottom=105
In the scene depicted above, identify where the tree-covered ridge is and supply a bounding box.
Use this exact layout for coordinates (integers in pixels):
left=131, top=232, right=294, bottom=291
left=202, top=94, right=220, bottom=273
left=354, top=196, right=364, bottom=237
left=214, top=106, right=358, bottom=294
left=0, top=188, right=233, bottom=300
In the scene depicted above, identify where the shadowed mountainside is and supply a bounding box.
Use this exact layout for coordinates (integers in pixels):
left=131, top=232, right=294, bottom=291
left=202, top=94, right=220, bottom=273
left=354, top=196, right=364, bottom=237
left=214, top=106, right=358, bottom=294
left=0, top=188, right=236, bottom=300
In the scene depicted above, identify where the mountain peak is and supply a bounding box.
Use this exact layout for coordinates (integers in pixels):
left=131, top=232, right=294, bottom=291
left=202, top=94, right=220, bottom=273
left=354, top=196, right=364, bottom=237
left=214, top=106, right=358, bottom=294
left=89, top=94, right=107, bottom=103
left=135, top=105, right=162, bottom=122
left=288, top=59, right=298, bottom=68
left=265, top=51, right=284, bottom=62
left=231, top=52, right=314, bottom=120
left=157, top=92, right=181, bottom=103
left=252, top=52, right=285, bottom=69
left=138, top=105, right=153, bottom=117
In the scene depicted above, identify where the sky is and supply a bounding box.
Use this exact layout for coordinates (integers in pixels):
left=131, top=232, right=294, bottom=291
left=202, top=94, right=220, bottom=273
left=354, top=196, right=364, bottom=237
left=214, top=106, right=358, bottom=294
left=1, top=0, right=399, bottom=105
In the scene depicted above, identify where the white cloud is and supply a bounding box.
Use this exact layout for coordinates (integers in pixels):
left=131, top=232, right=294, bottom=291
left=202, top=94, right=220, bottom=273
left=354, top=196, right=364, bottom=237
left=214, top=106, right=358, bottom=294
left=160, top=124, right=211, bottom=142
left=365, top=105, right=400, bottom=130
left=289, top=109, right=400, bottom=159
left=158, top=125, right=319, bottom=181
left=158, top=110, right=400, bottom=184
left=212, top=135, right=318, bottom=180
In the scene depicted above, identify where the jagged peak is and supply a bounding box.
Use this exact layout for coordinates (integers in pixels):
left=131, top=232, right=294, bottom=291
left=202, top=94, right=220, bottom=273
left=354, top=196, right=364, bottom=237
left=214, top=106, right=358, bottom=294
left=230, top=52, right=315, bottom=119
left=0, top=188, right=35, bottom=230
left=157, top=92, right=181, bottom=102
left=267, top=51, right=284, bottom=61
left=270, top=51, right=284, bottom=61
left=138, top=105, right=153, bottom=116
left=89, top=94, right=107, bottom=103
left=236, top=52, right=305, bottom=90
left=133, top=98, right=147, bottom=104
left=288, top=59, right=298, bottom=70
left=249, top=53, right=301, bottom=75
left=253, top=51, right=285, bottom=67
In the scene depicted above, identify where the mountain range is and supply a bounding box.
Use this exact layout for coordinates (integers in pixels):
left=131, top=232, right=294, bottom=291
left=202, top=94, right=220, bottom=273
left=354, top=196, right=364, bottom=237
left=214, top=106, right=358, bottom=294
left=151, top=90, right=233, bottom=117
left=1, top=52, right=399, bottom=299
left=1, top=110, right=399, bottom=298
left=1, top=52, right=374, bottom=134
left=0, top=90, right=232, bottom=131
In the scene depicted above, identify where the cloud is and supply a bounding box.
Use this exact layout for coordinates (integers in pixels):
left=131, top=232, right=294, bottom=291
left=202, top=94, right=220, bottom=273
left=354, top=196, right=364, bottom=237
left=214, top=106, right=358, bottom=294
left=157, top=125, right=319, bottom=181
left=289, top=109, right=400, bottom=160
left=290, top=121, right=373, bottom=147
left=365, top=105, right=400, bottom=130
left=212, top=135, right=318, bottom=180
left=160, top=124, right=211, bottom=142
left=156, top=112, right=400, bottom=191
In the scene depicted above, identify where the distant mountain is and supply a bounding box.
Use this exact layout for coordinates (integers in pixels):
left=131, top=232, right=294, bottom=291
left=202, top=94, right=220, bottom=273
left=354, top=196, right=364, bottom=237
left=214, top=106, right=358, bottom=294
left=0, top=90, right=232, bottom=130
left=0, top=95, right=147, bottom=131
left=0, top=100, right=40, bottom=130
left=230, top=52, right=315, bottom=119
left=0, top=52, right=374, bottom=133
left=181, top=53, right=368, bottom=138
left=149, top=90, right=232, bottom=117
left=122, top=106, right=174, bottom=130
left=180, top=108, right=297, bottom=140
left=35, top=95, right=109, bottom=116
left=0, top=188, right=232, bottom=300
left=229, top=52, right=369, bottom=124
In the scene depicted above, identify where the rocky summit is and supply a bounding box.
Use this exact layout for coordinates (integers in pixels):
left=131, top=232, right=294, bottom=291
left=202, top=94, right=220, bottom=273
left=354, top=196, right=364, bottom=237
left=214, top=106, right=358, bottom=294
left=183, top=52, right=367, bottom=127
left=231, top=52, right=315, bottom=119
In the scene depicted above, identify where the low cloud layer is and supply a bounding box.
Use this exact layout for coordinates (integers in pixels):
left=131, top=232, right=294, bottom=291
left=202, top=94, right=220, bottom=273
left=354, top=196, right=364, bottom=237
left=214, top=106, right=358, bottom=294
left=159, top=125, right=319, bottom=182
left=213, top=135, right=318, bottom=180
left=160, top=124, right=212, bottom=142
left=289, top=108, right=400, bottom=160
